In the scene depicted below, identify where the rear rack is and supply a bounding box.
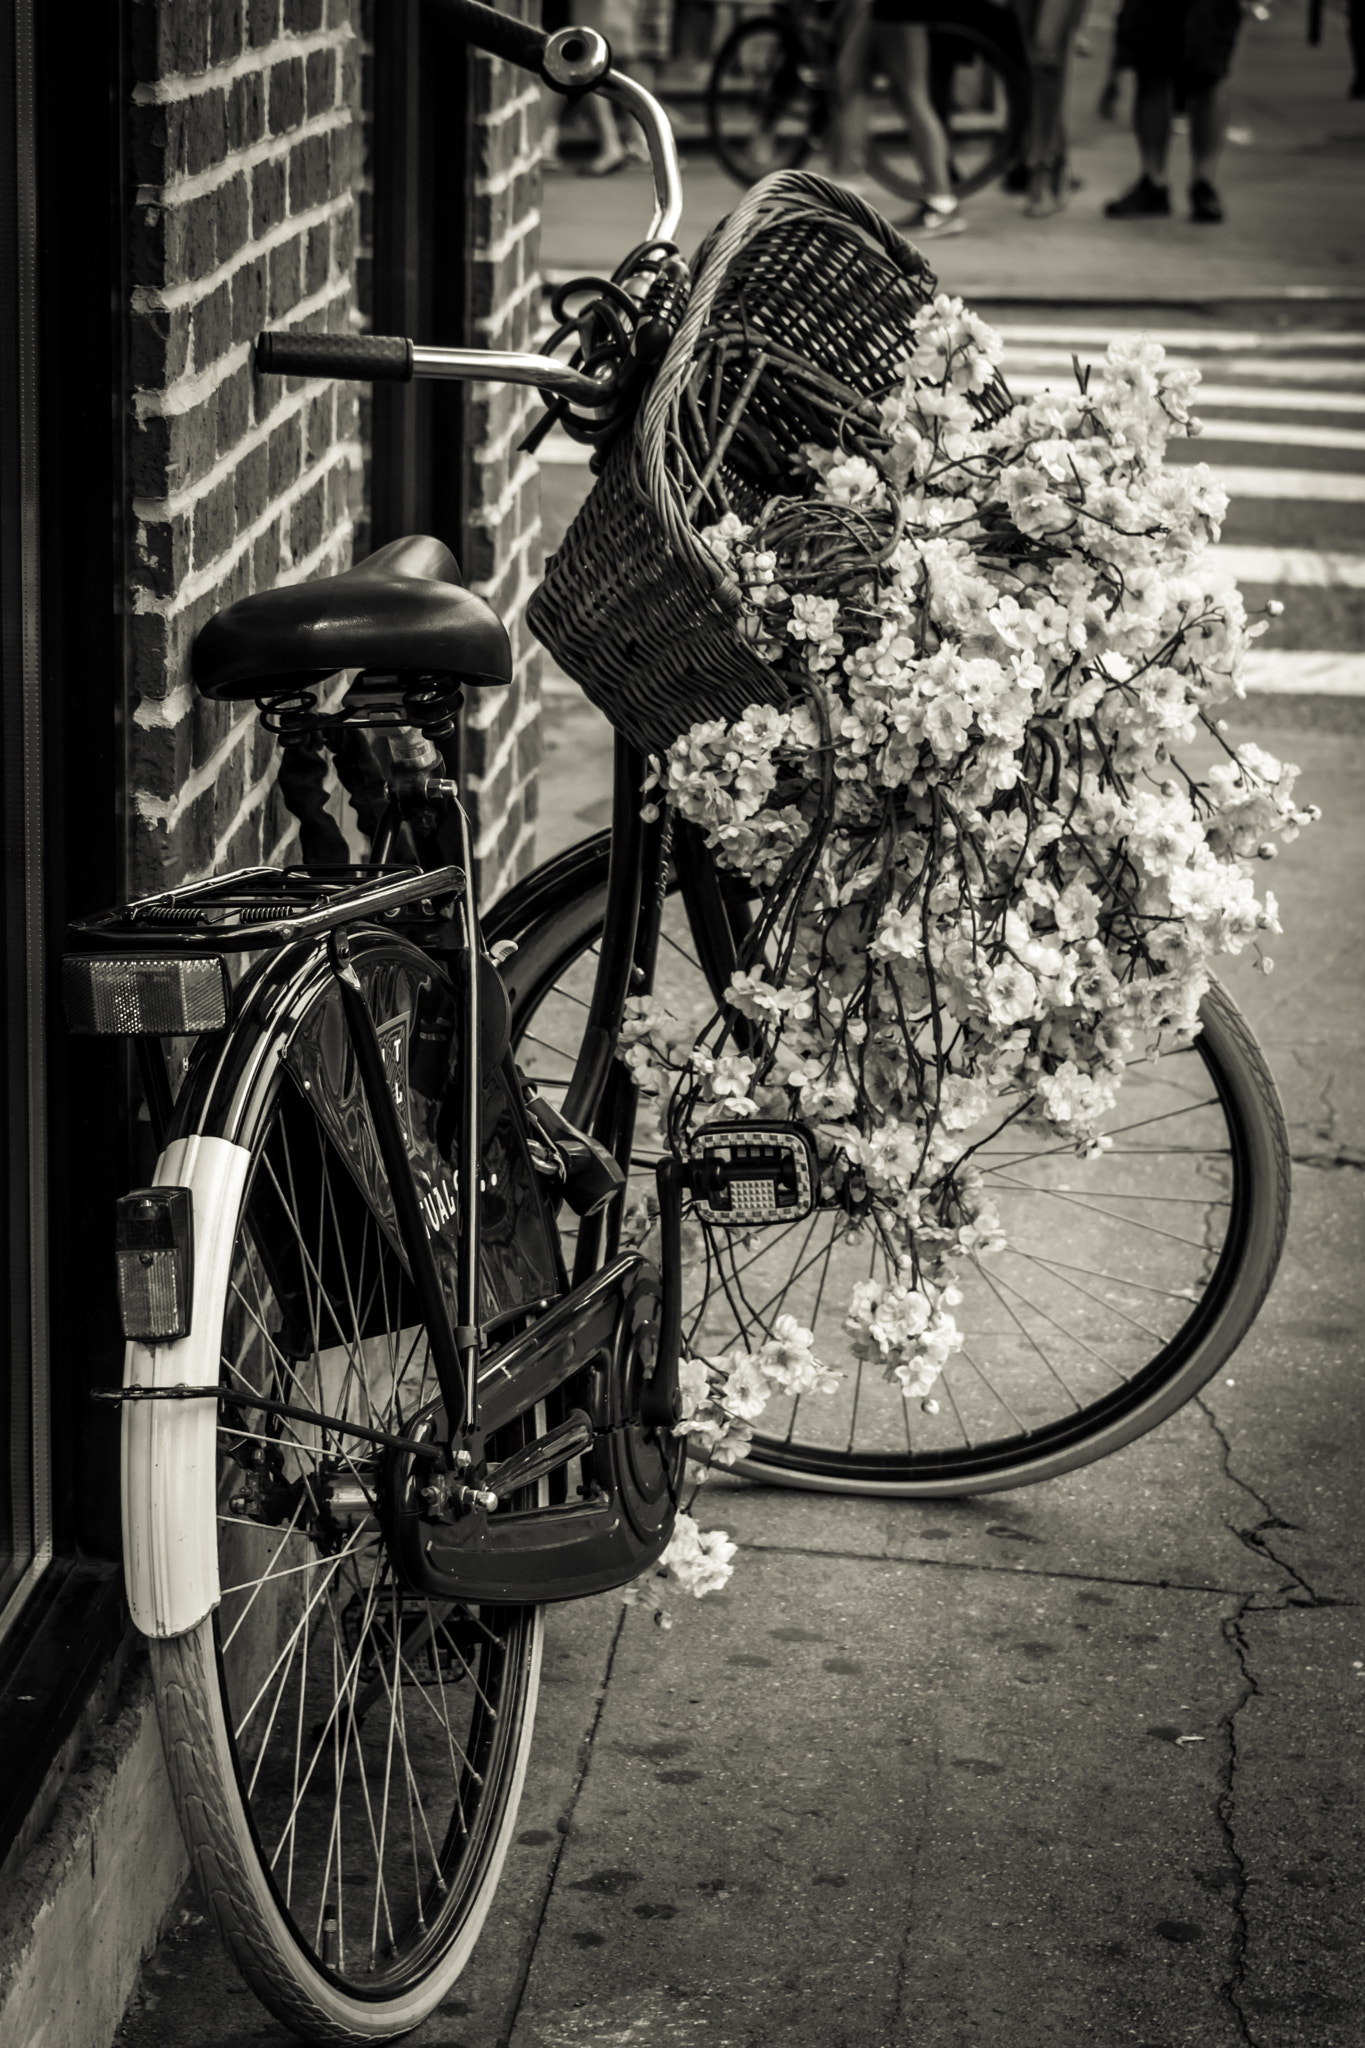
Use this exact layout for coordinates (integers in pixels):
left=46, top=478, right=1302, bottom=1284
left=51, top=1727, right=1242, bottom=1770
left=66, top=863, right=464, bottom=955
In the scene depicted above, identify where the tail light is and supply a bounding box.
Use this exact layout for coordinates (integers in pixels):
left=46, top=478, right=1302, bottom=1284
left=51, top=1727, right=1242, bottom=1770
left=115, top=1188, right=194, bottom=1342
left=63, top=955, right=230, bottom=1035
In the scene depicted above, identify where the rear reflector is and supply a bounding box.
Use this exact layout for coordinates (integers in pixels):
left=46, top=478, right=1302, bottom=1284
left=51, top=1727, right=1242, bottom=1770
left=115, top=1188, right=194, bottom=1342
left=63, top=955, right=230, bottom=1034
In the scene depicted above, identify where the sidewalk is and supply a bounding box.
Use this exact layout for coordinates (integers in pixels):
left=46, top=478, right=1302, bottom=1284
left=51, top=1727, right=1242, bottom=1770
left=115, top=688, right=1365, bottom=2046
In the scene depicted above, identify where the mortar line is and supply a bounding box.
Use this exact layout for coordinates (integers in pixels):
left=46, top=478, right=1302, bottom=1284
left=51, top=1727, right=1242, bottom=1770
left=494, top=1604, right=631, bottom=2048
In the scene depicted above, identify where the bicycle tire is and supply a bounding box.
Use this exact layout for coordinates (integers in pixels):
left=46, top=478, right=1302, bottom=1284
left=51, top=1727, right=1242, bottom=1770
left=866, top=25, right=1027, bottom=203
left=707, top=16, right=821, bottom=186
left=142, top=936, right=551, bottom=2044
left=497, top=852, right=1291, bottom=1498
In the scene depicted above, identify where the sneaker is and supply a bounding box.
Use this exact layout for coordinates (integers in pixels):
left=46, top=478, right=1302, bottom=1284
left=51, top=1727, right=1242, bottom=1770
left=1189, top=178, right=1224, bottom=223
left=903, top=196, right=965, bottom=239
left=1104, top=175, right=1171, bottom=218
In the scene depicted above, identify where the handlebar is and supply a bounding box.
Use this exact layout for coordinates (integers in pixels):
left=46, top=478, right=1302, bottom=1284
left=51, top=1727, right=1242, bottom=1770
left=255, top=330, right=625, bottom=408
left=443, top=1, right=682, bottom=242
left=255, top=11, right=685, bottom=409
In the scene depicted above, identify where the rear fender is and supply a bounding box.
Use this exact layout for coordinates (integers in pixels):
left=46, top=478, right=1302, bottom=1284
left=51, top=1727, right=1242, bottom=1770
left=121, top=1135, right=251, bottom=1638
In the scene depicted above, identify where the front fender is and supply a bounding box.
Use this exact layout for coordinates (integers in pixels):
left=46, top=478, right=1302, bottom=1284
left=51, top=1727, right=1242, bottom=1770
left=121, top=1134, right=251, bottom=1638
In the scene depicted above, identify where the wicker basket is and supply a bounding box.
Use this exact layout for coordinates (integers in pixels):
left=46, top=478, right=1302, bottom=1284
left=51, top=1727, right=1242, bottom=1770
left=528, top=171, right=961, bottom=760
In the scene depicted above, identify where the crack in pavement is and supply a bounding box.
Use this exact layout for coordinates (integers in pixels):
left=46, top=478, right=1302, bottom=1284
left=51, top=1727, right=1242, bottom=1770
left=1218, top=1597, right=1265, bottom=2048
left=1195, top=1393, right=1327, bottom=1609
left=1290, top=1150, right=1365, bottom=1171
left=1195, top=1395, right=1338, bottom=2048
left=720, top=1534, right=1331, bottom=1601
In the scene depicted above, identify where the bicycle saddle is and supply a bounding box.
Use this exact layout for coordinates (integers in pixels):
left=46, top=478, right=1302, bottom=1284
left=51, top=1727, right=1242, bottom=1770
left=192, top=535, right=513, bottom=699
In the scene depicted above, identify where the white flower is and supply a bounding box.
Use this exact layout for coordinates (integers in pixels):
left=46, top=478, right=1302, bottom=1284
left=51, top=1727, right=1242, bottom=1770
left=658, top=1513, right=737, bottom=1598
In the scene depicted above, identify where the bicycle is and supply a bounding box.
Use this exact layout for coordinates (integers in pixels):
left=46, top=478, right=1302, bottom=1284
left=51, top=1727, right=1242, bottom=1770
left=65, top=4, right=1289, bottom=2040
left=706, top=0, right=1030, bottom=204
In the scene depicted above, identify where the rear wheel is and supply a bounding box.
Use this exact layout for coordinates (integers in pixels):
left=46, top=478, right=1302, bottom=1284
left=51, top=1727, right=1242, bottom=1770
left=707, top=18, right=821, bottom=185
left=149, top=952, right=548, bottom=2044
left=501, top=856, right=1291, bottom=1498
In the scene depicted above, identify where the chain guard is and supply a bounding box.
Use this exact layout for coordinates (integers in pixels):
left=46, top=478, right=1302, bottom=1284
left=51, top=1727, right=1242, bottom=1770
left=395, top=1256, right=684, bottom=1605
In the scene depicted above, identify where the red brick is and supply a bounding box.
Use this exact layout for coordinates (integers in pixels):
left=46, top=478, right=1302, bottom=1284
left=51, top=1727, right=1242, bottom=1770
left=227, top=71, right=267, bottom=150
left=284, top=0, right=326, bottom=30
left=234, top=439, right=271, bottom=527
left=305, top=219, right=329, bottom=291
left=130, top=301, right=191, bottom=388
left=131, top=400, right=216, bottom=498
left=192, top=472, right=237, bottom=571
left=305, top=46, right=337, bottom=114
left=252, top=157, right=287, bottom=236
left=267, top=413, right=303, bottom=494
left=217, top=173, right=251, bottom=263
left=132, top=509, right=193, bottom=600
left=468, top=245, right=522, bottom=324
left=288, top=131, right=330, bottom=212
left=252, top=720, right=280, bottom=784
left=289, top=471, right=328, bottom=560
left=231, top=255, right=269, bottom=345
left=190, top=278, right=234, bottom=370
left=303, top=387, right=333, bottom=463
left=332, top=201, right=356, bottom=277
left=253, top=516, right=283, bottom=588
left=327, top=121, right=355, bottom=194
left=175, top=88, right=229, bottom=179
left=130, top=0, right=212, bottom=84
left=268, top=233, right=303, bottom=317
left=216, top=364, right=253, bottom=455
left=128, top=711, right=192, bottom=807
left=248, top=0, right=281, bottom=50
left=268, top=57, right=307, bottom=136
left=210, top=0, right=245, bottom=66
left=326, top=458, right=351, bottom=527
left=192, top=693, right=236, bottom=772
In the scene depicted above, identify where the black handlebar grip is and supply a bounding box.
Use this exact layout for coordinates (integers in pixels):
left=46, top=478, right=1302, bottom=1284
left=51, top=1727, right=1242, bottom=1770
left=436, top=0, right=550, bottom=74
left=255, top=332, right=415, bottom=381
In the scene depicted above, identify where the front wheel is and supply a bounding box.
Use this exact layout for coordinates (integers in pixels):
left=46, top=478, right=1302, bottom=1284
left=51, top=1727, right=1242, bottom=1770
left=500, top=856, right=1291, bottom=1498
left=707, top=17, right=822, bottom=185
left=143, top=943, right=550, bottom=2044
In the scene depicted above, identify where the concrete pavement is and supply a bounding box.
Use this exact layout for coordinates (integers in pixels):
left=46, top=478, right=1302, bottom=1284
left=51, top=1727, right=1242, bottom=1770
left=115, top=8, right=1363, bottom=2046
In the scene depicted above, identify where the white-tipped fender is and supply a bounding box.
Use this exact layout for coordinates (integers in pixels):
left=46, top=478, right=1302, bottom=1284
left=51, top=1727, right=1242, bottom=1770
left=121, top=1134, right=252, bottom=1638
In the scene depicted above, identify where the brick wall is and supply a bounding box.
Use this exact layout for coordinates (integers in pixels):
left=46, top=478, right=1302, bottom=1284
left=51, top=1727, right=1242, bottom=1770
left=126, top=0, right=548, bottom=905
left=460, top=10, right=546, bottom=902
left=126, top=0, right=364, bottom=898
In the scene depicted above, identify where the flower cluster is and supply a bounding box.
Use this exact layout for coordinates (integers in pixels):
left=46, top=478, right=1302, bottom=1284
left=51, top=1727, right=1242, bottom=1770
left=625, top=303, right=1315, bottom=1537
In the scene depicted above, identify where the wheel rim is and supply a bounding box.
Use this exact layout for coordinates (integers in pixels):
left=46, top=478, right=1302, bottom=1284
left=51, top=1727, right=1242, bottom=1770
left=211, top=1075, right=539, bottom=1998
left=709, top=25, right=818, bottom=184
left=510, top=881, right=1282, bottom=1494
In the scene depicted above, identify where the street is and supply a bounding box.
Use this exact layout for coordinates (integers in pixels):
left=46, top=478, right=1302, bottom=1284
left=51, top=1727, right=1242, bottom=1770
left=116, top=5, right=1362, bottom=2046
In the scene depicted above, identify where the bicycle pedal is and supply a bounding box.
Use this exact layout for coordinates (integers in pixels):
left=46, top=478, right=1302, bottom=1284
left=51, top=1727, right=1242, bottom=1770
left=685, top=1121, right=818, bottom=1227
left=522, top=1087, right=625, bottom=1217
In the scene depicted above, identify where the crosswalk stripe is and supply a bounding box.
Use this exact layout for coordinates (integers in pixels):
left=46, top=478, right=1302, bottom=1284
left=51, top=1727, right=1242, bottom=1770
left=1242, top=651, right=1365, bottom=694
left=1213, top=545, right=1365, bottom=587
left=1002, top=349, right=1365, bottom=388
left=1175, top=420, right=1365, bottom=454
left=1006, top=373, right=1365, bottom=414
left=1197, top=467, right=1365, bottom=501
left=989, top=323, right=1365, bottom=354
